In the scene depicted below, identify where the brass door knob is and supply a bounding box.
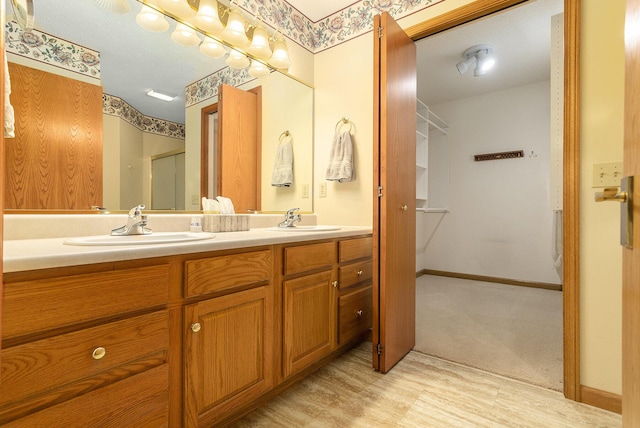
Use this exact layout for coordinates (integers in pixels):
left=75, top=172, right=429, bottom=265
left=92, top=347, right=106, bottom=360
left=332, top=281, right=338, bottom=288
left=401, top=205, right=408, bottom=211
left=191, top=323, right=201, bottom=333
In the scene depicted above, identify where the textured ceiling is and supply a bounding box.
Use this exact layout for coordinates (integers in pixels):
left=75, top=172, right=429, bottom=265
left=287, top=0, right=356, bottom=22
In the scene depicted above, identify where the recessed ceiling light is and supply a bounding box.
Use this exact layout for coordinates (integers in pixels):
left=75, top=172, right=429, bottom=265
left=147, top=90, right=175, bottom=102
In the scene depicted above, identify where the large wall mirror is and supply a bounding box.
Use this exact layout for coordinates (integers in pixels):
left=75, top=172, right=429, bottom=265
left=3, top=0, right=313, bottom=213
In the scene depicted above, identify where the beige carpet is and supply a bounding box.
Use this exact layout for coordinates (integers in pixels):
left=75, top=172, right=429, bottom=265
left=415, top=274, right=563, bottom=391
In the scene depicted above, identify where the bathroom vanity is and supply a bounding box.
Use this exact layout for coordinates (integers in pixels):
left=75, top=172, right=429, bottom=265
left=1, top=223, right=372, bottom=427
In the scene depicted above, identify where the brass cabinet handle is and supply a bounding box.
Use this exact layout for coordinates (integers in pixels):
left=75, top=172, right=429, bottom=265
left=92, top=347, right=106, bottom=360
left=357, top=270, right=363, bottom=276
left=191, top=323, right=201, bottom=333
left=356, top=310, right=363, bottom=319
left=401, top=205, right=408, bottom=211
left=332, top=281, right=338, bottom=288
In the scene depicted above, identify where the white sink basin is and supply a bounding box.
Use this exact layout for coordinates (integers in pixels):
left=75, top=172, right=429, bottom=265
left=64, top=232, right=216, bottom=246
left=266, top=226, right=341, bottom=232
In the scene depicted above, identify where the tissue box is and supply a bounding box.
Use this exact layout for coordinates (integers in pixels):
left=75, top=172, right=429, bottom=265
left=202, top=214, right=250, bottom=232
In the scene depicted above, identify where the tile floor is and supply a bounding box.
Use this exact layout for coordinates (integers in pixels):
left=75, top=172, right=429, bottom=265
left=234, top=342, right=621, bottom=427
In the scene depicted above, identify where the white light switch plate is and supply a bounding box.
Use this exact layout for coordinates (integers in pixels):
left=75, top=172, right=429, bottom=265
left=592, top=162, right=623, bottom=188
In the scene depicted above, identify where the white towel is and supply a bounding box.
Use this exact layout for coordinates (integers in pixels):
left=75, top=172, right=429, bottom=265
left=326, top=130, right=355, bottom=182
left=271, top=140, right=294, bottom=187
left=4, top=52, right=15, bottom=138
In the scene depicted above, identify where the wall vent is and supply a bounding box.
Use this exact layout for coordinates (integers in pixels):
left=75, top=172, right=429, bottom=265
left=474, top=150, right=524, bottom=162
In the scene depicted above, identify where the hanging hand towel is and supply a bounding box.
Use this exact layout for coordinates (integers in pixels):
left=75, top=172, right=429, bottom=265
left=271, top=139, right=294, bottom=187
left=325, top=130, right=355, bottom=182
left=4, top=52, right=14, bottom=138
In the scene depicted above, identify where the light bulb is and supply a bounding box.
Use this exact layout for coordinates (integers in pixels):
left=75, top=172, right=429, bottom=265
left=226, top=49, right=250, bottom=69
left=136, top=5, right=170, bottom=32
left=246, top=24, right=272, bottom=60
left=269, top=36, right=290, bottom=69
left=171, top=23, right=201, bottom=47
left=248, top=59, right=270, bottom=78
left=200, top=37, right=226, bottom=58
left=94, top=0, right=130, bottom=14
left=221, top=9, right=249, bottom=47
left=193, top=0, right=224, bottom=35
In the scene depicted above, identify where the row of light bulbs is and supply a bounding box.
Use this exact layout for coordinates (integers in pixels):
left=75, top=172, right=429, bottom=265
left=96, top=0, right=291, bottom=78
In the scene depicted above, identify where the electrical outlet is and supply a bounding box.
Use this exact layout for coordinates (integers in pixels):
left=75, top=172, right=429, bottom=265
left=592, top=162, right=623, bottom=188
left=302, top=184, right=309, bottom=198
left=191, top=194, right=199, bottom=205
left=319, top=182, right=327, bottom=198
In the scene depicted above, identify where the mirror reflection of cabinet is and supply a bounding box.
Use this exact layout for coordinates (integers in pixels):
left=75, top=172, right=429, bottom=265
left=151, top=150, right=185, bottom=210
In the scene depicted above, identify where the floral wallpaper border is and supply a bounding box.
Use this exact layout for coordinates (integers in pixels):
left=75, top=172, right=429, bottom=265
left=185, top=66, right=259, bottom=108
left=236, top=0, right=445, bottom=53
left=103, top=94, right=186, bottom=139
left=4, top=21, right=100, bottom=80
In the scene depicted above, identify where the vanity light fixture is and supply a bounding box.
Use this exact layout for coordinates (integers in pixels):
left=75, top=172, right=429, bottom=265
left=248, top=59, right=270, bottom=78
left=192, top=0, right=224, bottom=35
left=221, top=6, right=250, bottom=48
left=136, top=5, right=170, bottom=32
left=226, top=48, right=250, bottom=69
left=456, top=44, right=495, bottom=77
left=160, top=0, right=195, bottom=18
left=171, top=22, right=202, bottom=46
left=200, top=36, right=226, bottom=58
left=94, top=0, right=130, bottom=14
left=269, top=34, right=291, bottom=70
left=246, top=22, right=272, bottom=60
left=147, top=90, right=175, bottom=101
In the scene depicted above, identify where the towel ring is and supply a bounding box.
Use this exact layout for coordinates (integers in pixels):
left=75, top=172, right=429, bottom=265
left=335, top=117, right=355, bottom=134
left=279, top=130, right=292, bottom=144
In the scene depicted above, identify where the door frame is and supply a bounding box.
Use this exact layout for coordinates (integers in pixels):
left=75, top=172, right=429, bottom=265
left=405, top=0, right=580, bottom=401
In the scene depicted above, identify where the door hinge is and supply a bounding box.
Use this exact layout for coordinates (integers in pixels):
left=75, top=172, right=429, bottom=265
left=378, top=186, right=383, bottom=198
left=376, top=343, right=383, bottom=355
left=378, top=26, right=383, bottom=39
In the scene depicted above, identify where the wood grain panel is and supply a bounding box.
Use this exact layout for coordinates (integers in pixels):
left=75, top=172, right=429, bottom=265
left=283, top=242, right=336, bottom=276
left=2, top=364, right=169, bottom=428
left=0, top=311, right=168, bottom=412
left=282, top=270, right=335, bottom=377
left=339, top=237, right=373, bottom=262
left=185, top=249, right=272, bottom=298
left=2, top=264, right=170, bottom=340
left=5, top=63, right=102, bottom=209
left=338, top=285, right=372, bottom=344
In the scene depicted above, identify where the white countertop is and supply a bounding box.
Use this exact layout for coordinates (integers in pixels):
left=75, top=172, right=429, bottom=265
left=3, top=226, right=372, bottom=273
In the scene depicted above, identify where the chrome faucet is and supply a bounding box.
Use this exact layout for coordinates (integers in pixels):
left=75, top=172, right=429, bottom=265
left=111, top=204, right=152, bottom=236
left=278, top=208, right=301, bottom=228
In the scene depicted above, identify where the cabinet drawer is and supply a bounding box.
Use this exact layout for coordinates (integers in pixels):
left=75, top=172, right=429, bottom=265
left=283, top=242, right=336, bottom=276
left=3, top=364, right=169, bottom=428
left=0, top=310, right=169, bottom=411
left=338, top=285, right=372, bottom=344
left=338, top=260, right=373, bottom=290
left=185, top=249, right=272, bottom=298
left=3, top=265, right=171, bottom=340
left=339, top=237, right=373, bottom=263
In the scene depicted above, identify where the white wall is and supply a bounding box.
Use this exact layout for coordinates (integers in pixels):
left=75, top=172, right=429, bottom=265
left=418, top=81, right=560, bottom=284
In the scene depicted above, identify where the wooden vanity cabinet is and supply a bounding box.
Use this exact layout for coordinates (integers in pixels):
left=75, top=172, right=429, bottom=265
left=0, top=261, right=175, bottom=427
left=183, top=249, right=274, bottom=428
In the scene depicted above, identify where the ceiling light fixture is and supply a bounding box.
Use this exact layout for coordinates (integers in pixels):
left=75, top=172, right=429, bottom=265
left=456, top=44, right=495, bottom=77
left=147, top=89, right=175, bottom=101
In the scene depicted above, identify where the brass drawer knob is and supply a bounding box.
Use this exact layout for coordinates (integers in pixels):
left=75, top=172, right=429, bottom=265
left=357, top=270, right=363, bottom=276
left=92, top=347, right=106, bottom=360
left=191, top=323, right=201, bottom=333
left=332, top=281, right=338, bottom=288
left=357, top=310, right=363, bottom=319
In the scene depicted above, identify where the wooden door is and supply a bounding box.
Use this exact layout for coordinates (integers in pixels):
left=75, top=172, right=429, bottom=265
left=623, top=0, right=640, bottom=424
left=184, top=286, right=273, bottom=427
left=217, top=84, right=261, bottom=213
left=373, top=12, right=417, bottom=373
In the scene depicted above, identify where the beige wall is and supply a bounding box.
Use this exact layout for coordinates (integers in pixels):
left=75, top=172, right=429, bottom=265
left=312, top=0, right=625, bottom=396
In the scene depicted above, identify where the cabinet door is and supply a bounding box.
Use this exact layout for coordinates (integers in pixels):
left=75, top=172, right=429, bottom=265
left=184, top=286, right=273, bottom=427
left=282, top=270, right=335, bottom=378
